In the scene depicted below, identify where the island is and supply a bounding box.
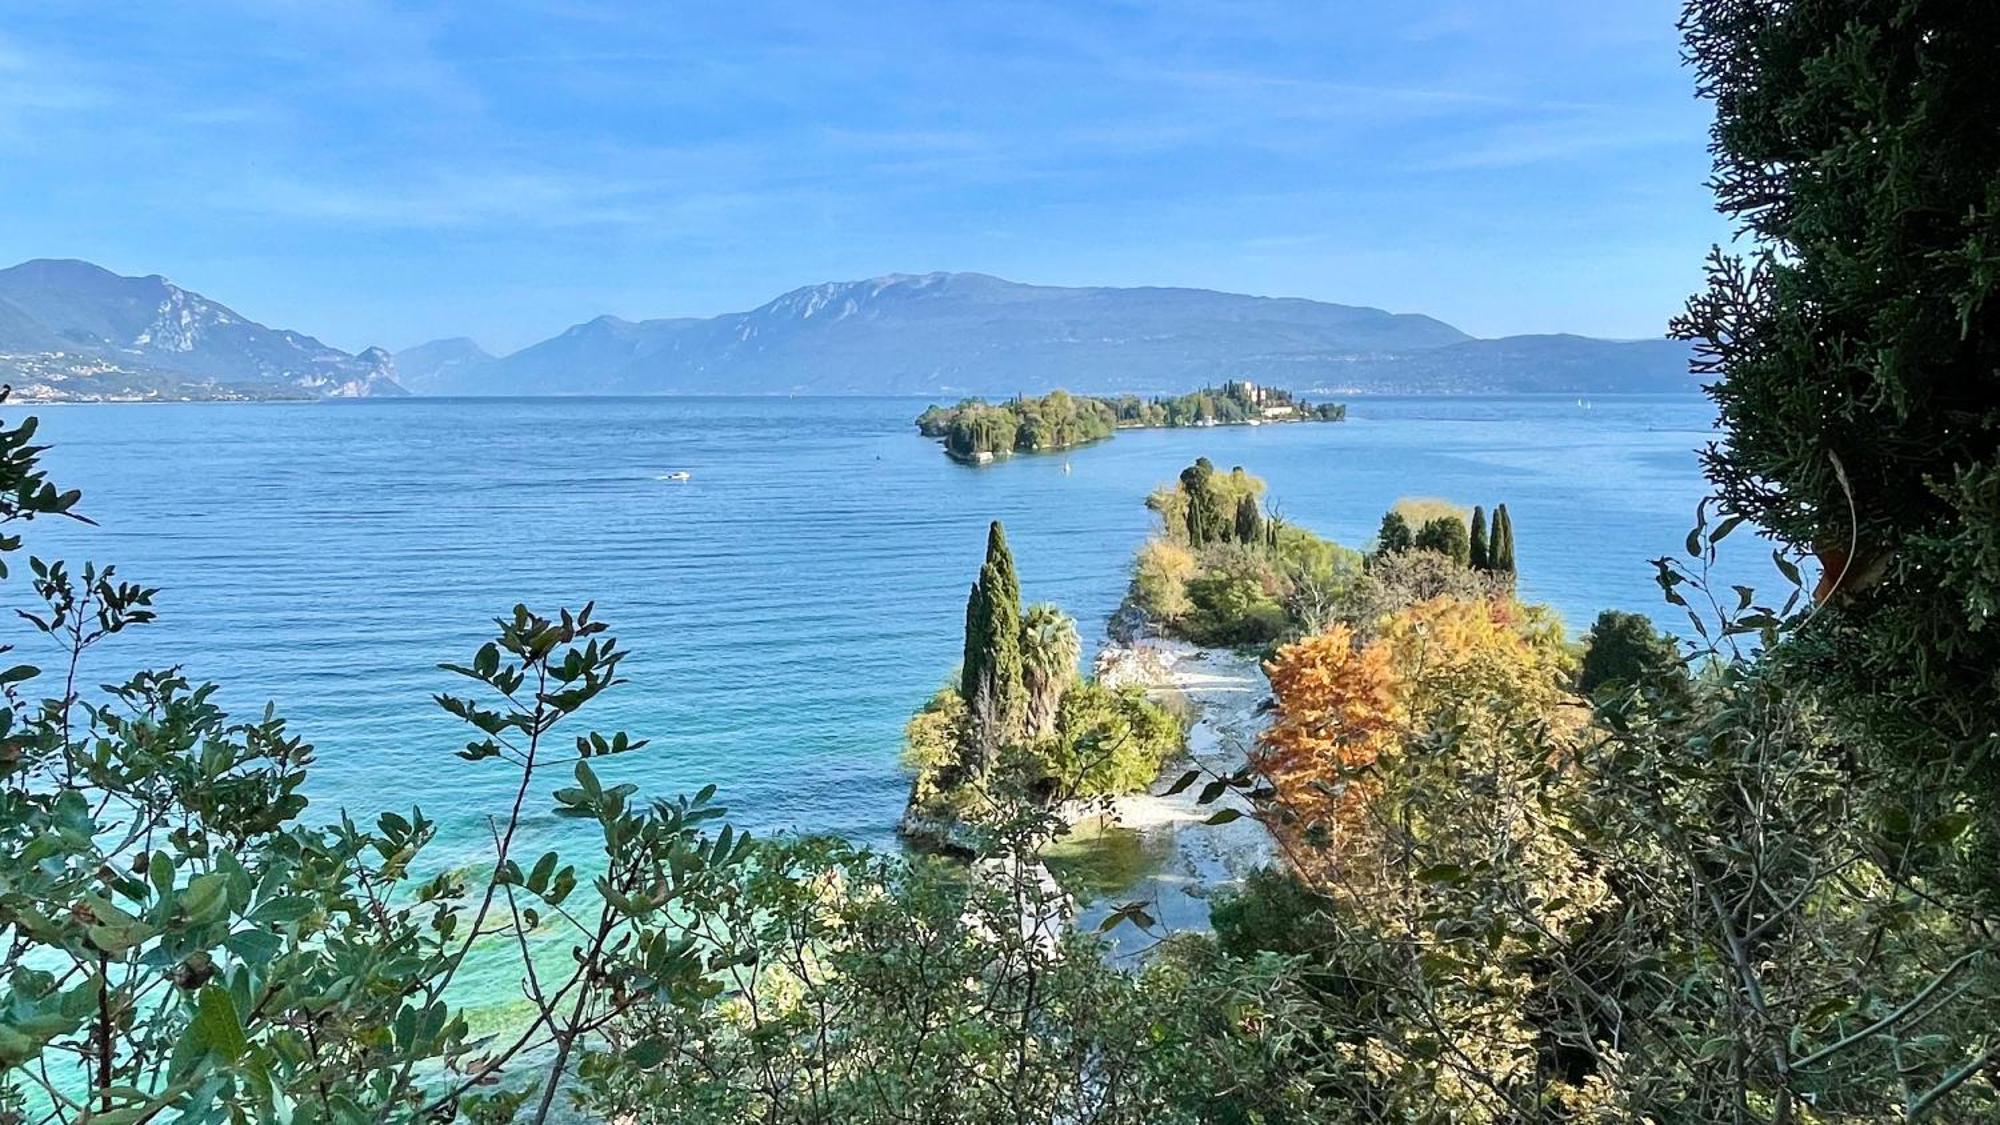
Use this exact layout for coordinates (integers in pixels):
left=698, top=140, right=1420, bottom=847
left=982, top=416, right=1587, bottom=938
left=913, top=381, right=1345, bottom=463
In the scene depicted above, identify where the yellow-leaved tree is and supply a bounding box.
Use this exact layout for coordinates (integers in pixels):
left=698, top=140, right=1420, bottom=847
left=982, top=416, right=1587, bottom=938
left=1252, top=597, right=1607, bottom=1121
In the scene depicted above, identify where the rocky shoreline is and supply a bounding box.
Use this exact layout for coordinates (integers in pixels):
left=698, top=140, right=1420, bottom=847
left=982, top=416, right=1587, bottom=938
left=1066, top=638, right=1279, bottom=954
left=894, top=614, right=1283, bottom=954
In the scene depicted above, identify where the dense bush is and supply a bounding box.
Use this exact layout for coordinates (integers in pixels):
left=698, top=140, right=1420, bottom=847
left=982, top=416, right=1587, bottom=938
left=1576, top=607, right=1684, bottom=698
left=1411, top=515, right=1469, bottom=565
left=1337, top=548, right=1512, bottom=639
left=1177, top=543, right=1286, bottom=646
left=1127, top=539, right=1198, bottom=624
left=1048, top=680, right=1184, bottom=798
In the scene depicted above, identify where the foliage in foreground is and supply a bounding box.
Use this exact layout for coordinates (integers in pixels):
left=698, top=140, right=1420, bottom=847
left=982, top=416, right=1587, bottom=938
left=1675, top=0, right=2000, bottom=898
left=0, top=402, right=753, bottom=1124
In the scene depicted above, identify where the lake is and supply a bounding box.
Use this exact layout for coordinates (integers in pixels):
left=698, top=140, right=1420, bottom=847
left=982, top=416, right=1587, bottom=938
left=17, top=394, right=1747, bottom=863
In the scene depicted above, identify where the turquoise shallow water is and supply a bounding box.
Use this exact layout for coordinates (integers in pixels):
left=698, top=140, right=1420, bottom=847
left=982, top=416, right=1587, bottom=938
left=17, top=394, right=1746, bottom=866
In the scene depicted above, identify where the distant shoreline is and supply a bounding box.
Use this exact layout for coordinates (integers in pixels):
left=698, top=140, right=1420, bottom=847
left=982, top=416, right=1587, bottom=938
left=2, top=389, right=1714, bottom=407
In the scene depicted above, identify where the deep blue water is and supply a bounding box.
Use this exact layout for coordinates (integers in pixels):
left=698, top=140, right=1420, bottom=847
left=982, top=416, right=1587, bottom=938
left=16, top=395, right=1746, bottom=864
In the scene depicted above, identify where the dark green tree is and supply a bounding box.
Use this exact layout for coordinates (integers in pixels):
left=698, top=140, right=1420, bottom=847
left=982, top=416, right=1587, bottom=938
left=1577, top=609, right=1685, bottom=698
left=1233, top=493, right=1264, bottom=546
left=1677, top=0, right=2000, bottom=866
left=960, top=581, right=986, bottom=702
left=1374, top=510, right=1413, bottom=557
left=1179, top=458, right=1229, bottom=546
left=1490, top=504, right=1515, bottom=575
left=1468, top=505, right=1489, bottom=570
left=1413, top=516, right=1470, bottom=566
left=959, top=521, right=1026, bottom=765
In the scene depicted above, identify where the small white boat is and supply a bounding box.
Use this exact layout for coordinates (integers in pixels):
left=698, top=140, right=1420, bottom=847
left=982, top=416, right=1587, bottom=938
left=661, top=471, right=692, bottom=481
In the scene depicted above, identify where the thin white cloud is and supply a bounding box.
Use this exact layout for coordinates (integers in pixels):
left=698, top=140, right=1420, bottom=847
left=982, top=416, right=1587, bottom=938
left=1415, top=116, right=1700, bottom=171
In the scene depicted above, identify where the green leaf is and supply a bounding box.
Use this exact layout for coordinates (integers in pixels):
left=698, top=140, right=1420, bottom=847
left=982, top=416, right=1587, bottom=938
left=626, top=1036, right=671, bottom=1068
left=249, top=895, right=315, bottom=924
left=1921, top=811, right=1971, bottom=847
left=88, top=919, right=158, bottom=956
left=224, top=929, right=283, bottom=965
left=1202, top=808, right=1243, bottom=825
left=170, top=984, right=247, bottom=1079
left=181, top=873, right=231, bottom=925
left=1772, top=550, right=1803, bottom=587
left=527, top=851, right=558, bottom=895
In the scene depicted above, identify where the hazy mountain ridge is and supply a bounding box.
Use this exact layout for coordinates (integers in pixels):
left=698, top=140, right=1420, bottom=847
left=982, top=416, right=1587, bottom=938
left=2, top=260, right=1696, bottom=401
left=415, top=272, right=1692, bottom=396
left=0, top=259, right=405, bottom=401
left=391, top=336, right=494, bottom=394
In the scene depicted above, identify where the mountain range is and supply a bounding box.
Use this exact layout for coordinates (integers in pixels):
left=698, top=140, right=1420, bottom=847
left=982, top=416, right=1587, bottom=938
left=0, top=259, right=1696, bottom=402
left=0, top=260, right=403, bottom=401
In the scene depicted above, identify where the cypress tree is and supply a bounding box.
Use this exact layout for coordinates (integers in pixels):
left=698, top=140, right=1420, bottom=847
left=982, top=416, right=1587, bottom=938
left=1179, top=458, right=1227, bottom=546
left=1469, top=505, right=1489, bottom=570
left=1179, top=463, right=1207, bottom=545
left=1491, top=504, right=1516, bottom=575
left=960, top=521, right=1027, bottom=765
left=986, top=520, right=1021, bottom=620
left=1233, top=493, right=1263, bottom=545
left=959, top=578, right=986, bottom=702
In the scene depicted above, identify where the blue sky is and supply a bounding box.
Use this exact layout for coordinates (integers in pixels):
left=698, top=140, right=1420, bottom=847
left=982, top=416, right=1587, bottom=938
left=0, top=2, right=1725, bottom=354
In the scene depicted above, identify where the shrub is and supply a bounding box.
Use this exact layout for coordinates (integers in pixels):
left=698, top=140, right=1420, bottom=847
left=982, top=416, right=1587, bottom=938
left=1181, top=545, right=1288, bottom=647
left=1047, top=680, right=1185, bottom=797
left=1128, top=538, right=1198, bottom=623
left=1274, top=525, right=1365, bottom=635
left=1210, top=867, right=1336, bottom=959
left=1412, top=515, right=1470, bottom=565
left=1576, top=609, right=1684, bottom=698
left=1339, top=549, right=1508, bottom=637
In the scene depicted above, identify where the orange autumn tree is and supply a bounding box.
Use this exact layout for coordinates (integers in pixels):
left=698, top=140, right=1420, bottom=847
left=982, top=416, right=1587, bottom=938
left=1257, top=597, right=1576, bottom=885
left=1257, top=625, right=1404, bottom=873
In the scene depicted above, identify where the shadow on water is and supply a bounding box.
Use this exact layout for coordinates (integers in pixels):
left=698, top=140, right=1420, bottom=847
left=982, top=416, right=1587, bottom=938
left=1042, top=818, right=1174, bottom=907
